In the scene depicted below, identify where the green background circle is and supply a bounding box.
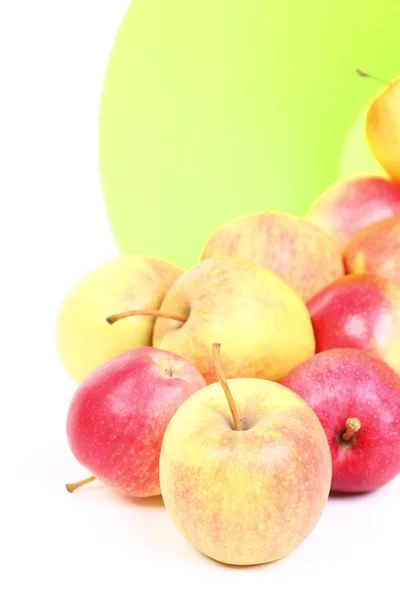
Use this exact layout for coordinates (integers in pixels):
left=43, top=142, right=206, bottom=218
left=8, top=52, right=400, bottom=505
left=98, top=0, right=400, bottom=269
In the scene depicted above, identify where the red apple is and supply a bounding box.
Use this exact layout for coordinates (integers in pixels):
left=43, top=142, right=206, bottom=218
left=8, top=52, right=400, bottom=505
left=344, top=215, right=400, bottom=286
left=307, top=175, right=400, bottom=247
left=282, top=348, right=400, bottom=493
left=66, top=347, right=206, bottom=497
left=307, top=273, right=400, bottom=375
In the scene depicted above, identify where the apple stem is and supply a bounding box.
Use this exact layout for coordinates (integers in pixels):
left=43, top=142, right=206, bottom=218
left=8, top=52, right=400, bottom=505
left=341, top=418, right=361, bottom=442
left=65, top=476, right=97, bottom=493
left=212, top=343, right=241, bottom=431
left=356, top=69, right=391, bottom=86
left=106, top=309, right=187, bottom=325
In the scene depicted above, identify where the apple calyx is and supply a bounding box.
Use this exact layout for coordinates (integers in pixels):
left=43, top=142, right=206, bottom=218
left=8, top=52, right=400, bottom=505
left=341, top=417, right=361, bottom=442
left=106, top=309, right=187, bottom=325
left=212, top=343, right=241, bottom=431
left=356, top=69, right=391, bottom=86
left=66, top=476, right=96, bottom=493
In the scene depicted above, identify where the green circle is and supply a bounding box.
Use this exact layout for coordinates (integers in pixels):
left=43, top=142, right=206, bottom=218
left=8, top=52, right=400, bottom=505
left=99, top=0, right=400, bottom=269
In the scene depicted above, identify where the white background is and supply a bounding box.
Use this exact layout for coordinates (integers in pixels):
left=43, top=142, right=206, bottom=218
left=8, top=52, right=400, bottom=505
left=1, top=2, right=398, bottom=599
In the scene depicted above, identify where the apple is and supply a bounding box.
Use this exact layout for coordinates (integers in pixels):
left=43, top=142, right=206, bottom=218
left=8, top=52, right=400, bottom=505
left=282, top=348, right=400, bottom=493
left=65, top=347, right=206, bottom=498
left=132, top=256, right=315, bottom=384
left=344, top=214, right=400, bottom=286
left=199, top=212, right=343, bottom=302
left=159, top=343, right=332, bottom=566
left=56, top=255, right=183, bottom=383
left=307, top=273, right=400, bottom=375
left=364, top=74, right=400, bottom=181
left=307, top=175, right=400, bottom=247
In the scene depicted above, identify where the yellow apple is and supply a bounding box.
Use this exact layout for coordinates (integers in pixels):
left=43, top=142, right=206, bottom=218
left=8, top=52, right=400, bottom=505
left=152, top=257, right=315, bottom=383
left=160, top=344, right=332, bottom=566
left=56, top=255, right=182, bottom=383
left=366, top=77, right=400, bottom=181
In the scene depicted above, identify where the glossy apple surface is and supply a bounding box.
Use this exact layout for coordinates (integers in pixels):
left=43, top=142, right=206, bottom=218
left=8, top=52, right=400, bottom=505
left=282, top=348, right=400, bottom=493
left=307, top=175, right=400, bottom=247
left=67, top=347, right=206, bottom=497
left=307, top=274, right=400, bottom=375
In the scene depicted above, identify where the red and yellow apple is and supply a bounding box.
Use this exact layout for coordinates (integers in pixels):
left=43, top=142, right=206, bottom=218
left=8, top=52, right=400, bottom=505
left=344, top=215, right=400, bottom=286
left=160, top=344, right=332, bottom=566
left=366, top=77, right=400, bottom=181
left=200, top=212, right=343, bottom=302
left=66, top=347, right=206, bottom=498
left=56, top=255, right=182, bottom=382
left=308, top=273, right=400, bottom=375
left=282, top=348, right=400, bottom=493
left=151, top=257, right=316, bottom=383
left=307, top=175, right=400, bottom=247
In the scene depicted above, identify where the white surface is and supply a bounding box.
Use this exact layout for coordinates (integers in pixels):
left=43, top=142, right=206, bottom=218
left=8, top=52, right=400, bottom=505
left=1, top=3, right=398, bottom=599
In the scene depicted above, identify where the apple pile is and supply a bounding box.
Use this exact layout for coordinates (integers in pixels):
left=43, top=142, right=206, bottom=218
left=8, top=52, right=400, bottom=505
left=57, top=72, right=400, bottom=566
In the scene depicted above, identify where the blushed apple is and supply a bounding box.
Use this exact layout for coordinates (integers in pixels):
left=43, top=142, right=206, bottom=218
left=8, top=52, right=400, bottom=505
left=282, top=348, right=400, bottom=493
left=66, top=347, right=206, bottom=497
left=159, top=344, right=332, bottom=566
left=146, top=257, right=315, bottom=383
left=365, top=76, right=400, bottom=181
left=307, top=175, right=400, bottom=247
left=307, top=273, right=400, bottom=375
left=344, top=214, right=400, bottom=286
left=200, top=212, right=343, bottom=302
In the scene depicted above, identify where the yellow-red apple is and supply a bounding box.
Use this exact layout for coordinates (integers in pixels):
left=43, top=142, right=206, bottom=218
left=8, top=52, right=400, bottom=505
left=344, top=215, right=400, bottom=286
left=151, top=257, right=315, bottom=383
left=159, top=344, right=332, bottom=566
left=200, top=212, right=343, bottom=302
left=307, top=176, right=400, bottom=247
left=365, top=77, right=400, bottom=181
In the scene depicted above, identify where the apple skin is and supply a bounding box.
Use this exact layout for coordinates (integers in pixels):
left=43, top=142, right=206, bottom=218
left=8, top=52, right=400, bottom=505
left=366, top=78, right=400, bottom=181
left=159, top=378, right=332, bottom=566
left=282, top=348, right=400, bottom=493
left=307, top=274, right=400, bottom=375
left=153, top=257, right=316, bottom=384
left=66, top=347, right=206, bottom=498
left=200, top=212, right=343, bottom=302
left=307, top=175, right=400, bottom=247
left=57, top=255, right=183, bottom=383
left=344, top=215, right=400, bottom=286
